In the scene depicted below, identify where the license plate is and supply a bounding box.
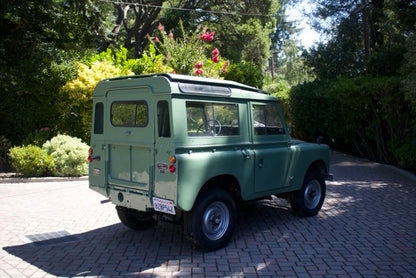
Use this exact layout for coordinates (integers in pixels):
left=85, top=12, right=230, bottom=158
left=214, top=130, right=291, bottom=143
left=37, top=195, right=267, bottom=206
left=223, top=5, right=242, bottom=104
left=152, top=197, right=176, bottom=215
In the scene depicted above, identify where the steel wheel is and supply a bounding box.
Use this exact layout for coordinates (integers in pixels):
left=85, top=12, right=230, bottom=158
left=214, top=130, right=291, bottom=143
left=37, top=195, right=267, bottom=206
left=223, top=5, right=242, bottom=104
left=202, top=201, right=230, bottom=240
left=290, top=169, right=326, bottom=217
left=184, top=188, right=237, bottom=251
left=303, top=179, right=322, bottom=210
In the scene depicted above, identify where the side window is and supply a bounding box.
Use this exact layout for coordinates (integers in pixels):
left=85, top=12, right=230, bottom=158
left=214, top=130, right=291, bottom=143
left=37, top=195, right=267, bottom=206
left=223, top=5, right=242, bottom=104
left=253, top=104, right=285, bottom=135
left=157, top=101, right=171, bottom=137
left=186, top=101, right=239, bottom=136
left=94, top=102, right=104, bottom=134
left=111, top=101, right=148, bottom=127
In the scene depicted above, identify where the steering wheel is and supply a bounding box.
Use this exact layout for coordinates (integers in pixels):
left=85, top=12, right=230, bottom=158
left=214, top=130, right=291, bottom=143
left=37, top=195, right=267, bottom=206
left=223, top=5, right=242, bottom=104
left=197, top=119, right=222, bottom=136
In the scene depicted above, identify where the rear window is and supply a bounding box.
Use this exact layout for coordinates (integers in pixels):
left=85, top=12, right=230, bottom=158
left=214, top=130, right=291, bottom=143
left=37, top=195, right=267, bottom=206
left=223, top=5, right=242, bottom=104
left=111, top=101, right=148, bottom=127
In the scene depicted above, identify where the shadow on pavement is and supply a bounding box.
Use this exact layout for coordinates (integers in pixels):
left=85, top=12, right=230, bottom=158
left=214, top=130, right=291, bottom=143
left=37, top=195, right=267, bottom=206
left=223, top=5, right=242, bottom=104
left=3, top=200, right=296, bottom=277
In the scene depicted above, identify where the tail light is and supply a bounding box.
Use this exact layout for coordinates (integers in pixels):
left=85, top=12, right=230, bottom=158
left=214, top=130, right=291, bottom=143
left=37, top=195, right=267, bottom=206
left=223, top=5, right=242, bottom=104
left=87, top=148, right=100, bottom=162
left=87, top=148, right=93, bottom=163
left=169, top=156, right=176, bottom=173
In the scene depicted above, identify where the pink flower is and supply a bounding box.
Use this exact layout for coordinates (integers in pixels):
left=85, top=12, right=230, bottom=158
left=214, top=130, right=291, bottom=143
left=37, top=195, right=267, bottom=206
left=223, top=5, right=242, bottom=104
left=158, top=22, right=165, bottom=32
left=154, top=37, right=160, bottom=42
left=212, top=54, right=220, bottom=63
left=168, top=32, right=173, bottom=38
left=195, top=61, right=204, bottom=69
left=224, top=60, right=230, bottom=66
left=195, top=68, right=204, bottom=75
left=211, top=48, right=219, bottom=56
left=201, top=31, right=214, bottom=42
left=222, top=67, right=227, bottom=73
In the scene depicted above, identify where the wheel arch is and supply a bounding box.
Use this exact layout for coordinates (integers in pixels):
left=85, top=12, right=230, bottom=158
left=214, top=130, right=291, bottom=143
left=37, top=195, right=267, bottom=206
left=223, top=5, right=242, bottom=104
left=197, top=174, right=242, bottom=206
left=306, top=160, right=329, bottom=180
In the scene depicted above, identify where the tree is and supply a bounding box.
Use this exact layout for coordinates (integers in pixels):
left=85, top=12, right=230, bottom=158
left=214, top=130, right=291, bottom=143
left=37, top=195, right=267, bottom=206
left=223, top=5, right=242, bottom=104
left=0, top=0, right=111, bottom=144
left=97, top=0, right=165, bottom=57
left=158, top=0, right=278, bottom=69
left=304, top=15, right=365, bottom=79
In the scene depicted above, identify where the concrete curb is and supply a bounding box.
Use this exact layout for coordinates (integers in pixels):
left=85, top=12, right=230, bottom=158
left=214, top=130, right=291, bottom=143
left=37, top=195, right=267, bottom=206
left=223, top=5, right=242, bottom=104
left=0, top=175, right=88, bottom=184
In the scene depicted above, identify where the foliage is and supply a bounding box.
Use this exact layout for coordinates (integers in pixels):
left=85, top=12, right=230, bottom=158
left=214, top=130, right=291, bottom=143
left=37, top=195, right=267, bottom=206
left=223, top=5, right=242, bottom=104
left=306, top=0, right=416, bottom=79
left=263, top=77, right=291, bottom=122
left=0, top=136, right=11, bottom=171
left=403, top=33, right=416, bottom=113
left=0, top=49, right=78, bottom=145
left=0, top=0, right=112, bottom=145
left=223, top=62, right=263, bottom=88
left=22, top=128, right=55, bottom=147
left=134, top=44, right=172, bottom=74
left=159, top=0, right=278, bottom=69
left=304, top=15, right=365, bottom=79
left=8, top=145, right=55, bottom=177
left=149, top=20, right=230, bottom=78
left=42, top=135, right=89, bottom=177
left=290, top=76, right=415, bottom=171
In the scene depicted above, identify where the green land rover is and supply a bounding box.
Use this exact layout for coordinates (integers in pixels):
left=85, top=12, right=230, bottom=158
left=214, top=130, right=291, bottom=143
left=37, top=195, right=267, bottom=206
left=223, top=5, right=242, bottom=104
left=88, top=73, right=332, bottom=251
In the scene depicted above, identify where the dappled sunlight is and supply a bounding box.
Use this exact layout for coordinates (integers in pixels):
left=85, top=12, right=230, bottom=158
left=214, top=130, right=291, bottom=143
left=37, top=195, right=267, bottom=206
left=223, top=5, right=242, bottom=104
left=328, top=180, right=390, bottom=189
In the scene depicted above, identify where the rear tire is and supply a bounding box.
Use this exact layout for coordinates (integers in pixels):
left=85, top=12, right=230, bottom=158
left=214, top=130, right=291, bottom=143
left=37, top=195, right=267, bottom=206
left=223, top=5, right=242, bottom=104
left=116, top=206, right=157, bottom=230
left=184, top=188, right=237, bottom=251
left=290, top=170, right=326, bottom=217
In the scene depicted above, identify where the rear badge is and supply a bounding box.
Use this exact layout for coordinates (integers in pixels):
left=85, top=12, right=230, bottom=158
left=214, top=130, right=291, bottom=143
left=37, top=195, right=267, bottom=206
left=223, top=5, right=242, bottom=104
left=156, top=162, right=169, bottom=173
left=93, top=168, right=101, bottom=176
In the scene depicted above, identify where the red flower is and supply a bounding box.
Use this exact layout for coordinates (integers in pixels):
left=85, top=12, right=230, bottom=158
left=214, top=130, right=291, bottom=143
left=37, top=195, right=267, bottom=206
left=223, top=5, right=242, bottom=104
left=158, top=22, right=165, bottom=32
left=212, top=54, right=220, bottom=63
left=154, top=37, right=160, bottom=42
left=195, top=61, right=204, bottom=69
left=211, top=48, right=219, bottom=56
left=195, top=68, right=204, bottom=75
left=201, top=31, right=214, bottom=42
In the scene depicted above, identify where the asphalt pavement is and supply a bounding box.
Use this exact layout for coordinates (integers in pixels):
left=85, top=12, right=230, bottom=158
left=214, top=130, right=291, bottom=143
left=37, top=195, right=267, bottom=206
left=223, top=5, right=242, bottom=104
left=0, top=152, right=415, bottom=277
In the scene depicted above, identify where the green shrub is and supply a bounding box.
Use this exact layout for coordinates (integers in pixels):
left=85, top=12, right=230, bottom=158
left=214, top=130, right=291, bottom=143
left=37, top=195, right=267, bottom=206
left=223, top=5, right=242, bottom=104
left=8, top=145, right=55, bottom=176
left=43, top=135, right=89, bottom=176
left=289, top=76, right=415, bottom=171
left=224, top=61, right=263, bottom=88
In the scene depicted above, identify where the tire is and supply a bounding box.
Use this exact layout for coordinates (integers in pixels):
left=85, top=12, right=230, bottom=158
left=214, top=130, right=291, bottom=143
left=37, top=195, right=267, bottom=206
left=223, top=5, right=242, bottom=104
left=290, top=170, right=326, bottom=217
left=116, top=206, right=157, bottom=230
left=184, top=188, right=237, bottom=251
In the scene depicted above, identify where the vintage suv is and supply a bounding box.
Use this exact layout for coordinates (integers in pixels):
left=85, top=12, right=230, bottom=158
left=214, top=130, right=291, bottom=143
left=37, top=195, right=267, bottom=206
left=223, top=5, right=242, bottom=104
left=88, top=73, right=332, bottom=251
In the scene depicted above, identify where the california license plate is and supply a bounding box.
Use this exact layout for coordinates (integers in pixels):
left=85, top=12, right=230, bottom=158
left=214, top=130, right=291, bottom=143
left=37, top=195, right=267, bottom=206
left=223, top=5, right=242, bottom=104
left=152, top=197, right=176, bottom=215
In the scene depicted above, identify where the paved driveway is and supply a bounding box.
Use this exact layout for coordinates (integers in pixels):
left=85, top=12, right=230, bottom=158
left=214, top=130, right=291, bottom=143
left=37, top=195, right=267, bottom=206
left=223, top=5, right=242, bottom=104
left=0, top=152, right=415, bottom=277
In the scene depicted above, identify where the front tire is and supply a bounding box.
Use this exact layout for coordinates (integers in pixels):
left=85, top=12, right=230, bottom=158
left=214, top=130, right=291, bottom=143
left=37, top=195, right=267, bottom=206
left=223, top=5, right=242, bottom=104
left=116, top=206, right=157, bottom=230
left=184, top=188, right=237, bottom=251
left=290, top=170, right=326, bottom=217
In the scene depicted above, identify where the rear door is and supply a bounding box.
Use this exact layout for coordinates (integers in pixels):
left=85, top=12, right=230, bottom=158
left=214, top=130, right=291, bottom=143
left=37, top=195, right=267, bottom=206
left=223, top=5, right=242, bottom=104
left=106, top=87, right=155, bottom=192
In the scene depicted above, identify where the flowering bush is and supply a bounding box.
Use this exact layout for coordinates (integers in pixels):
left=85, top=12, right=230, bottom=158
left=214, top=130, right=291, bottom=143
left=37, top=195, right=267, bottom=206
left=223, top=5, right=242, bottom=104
left=150, top=20, right=230, bottom=78
left=42, top=135, right=89, bottom=176
left=8, top=145, right=55, bottom=177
